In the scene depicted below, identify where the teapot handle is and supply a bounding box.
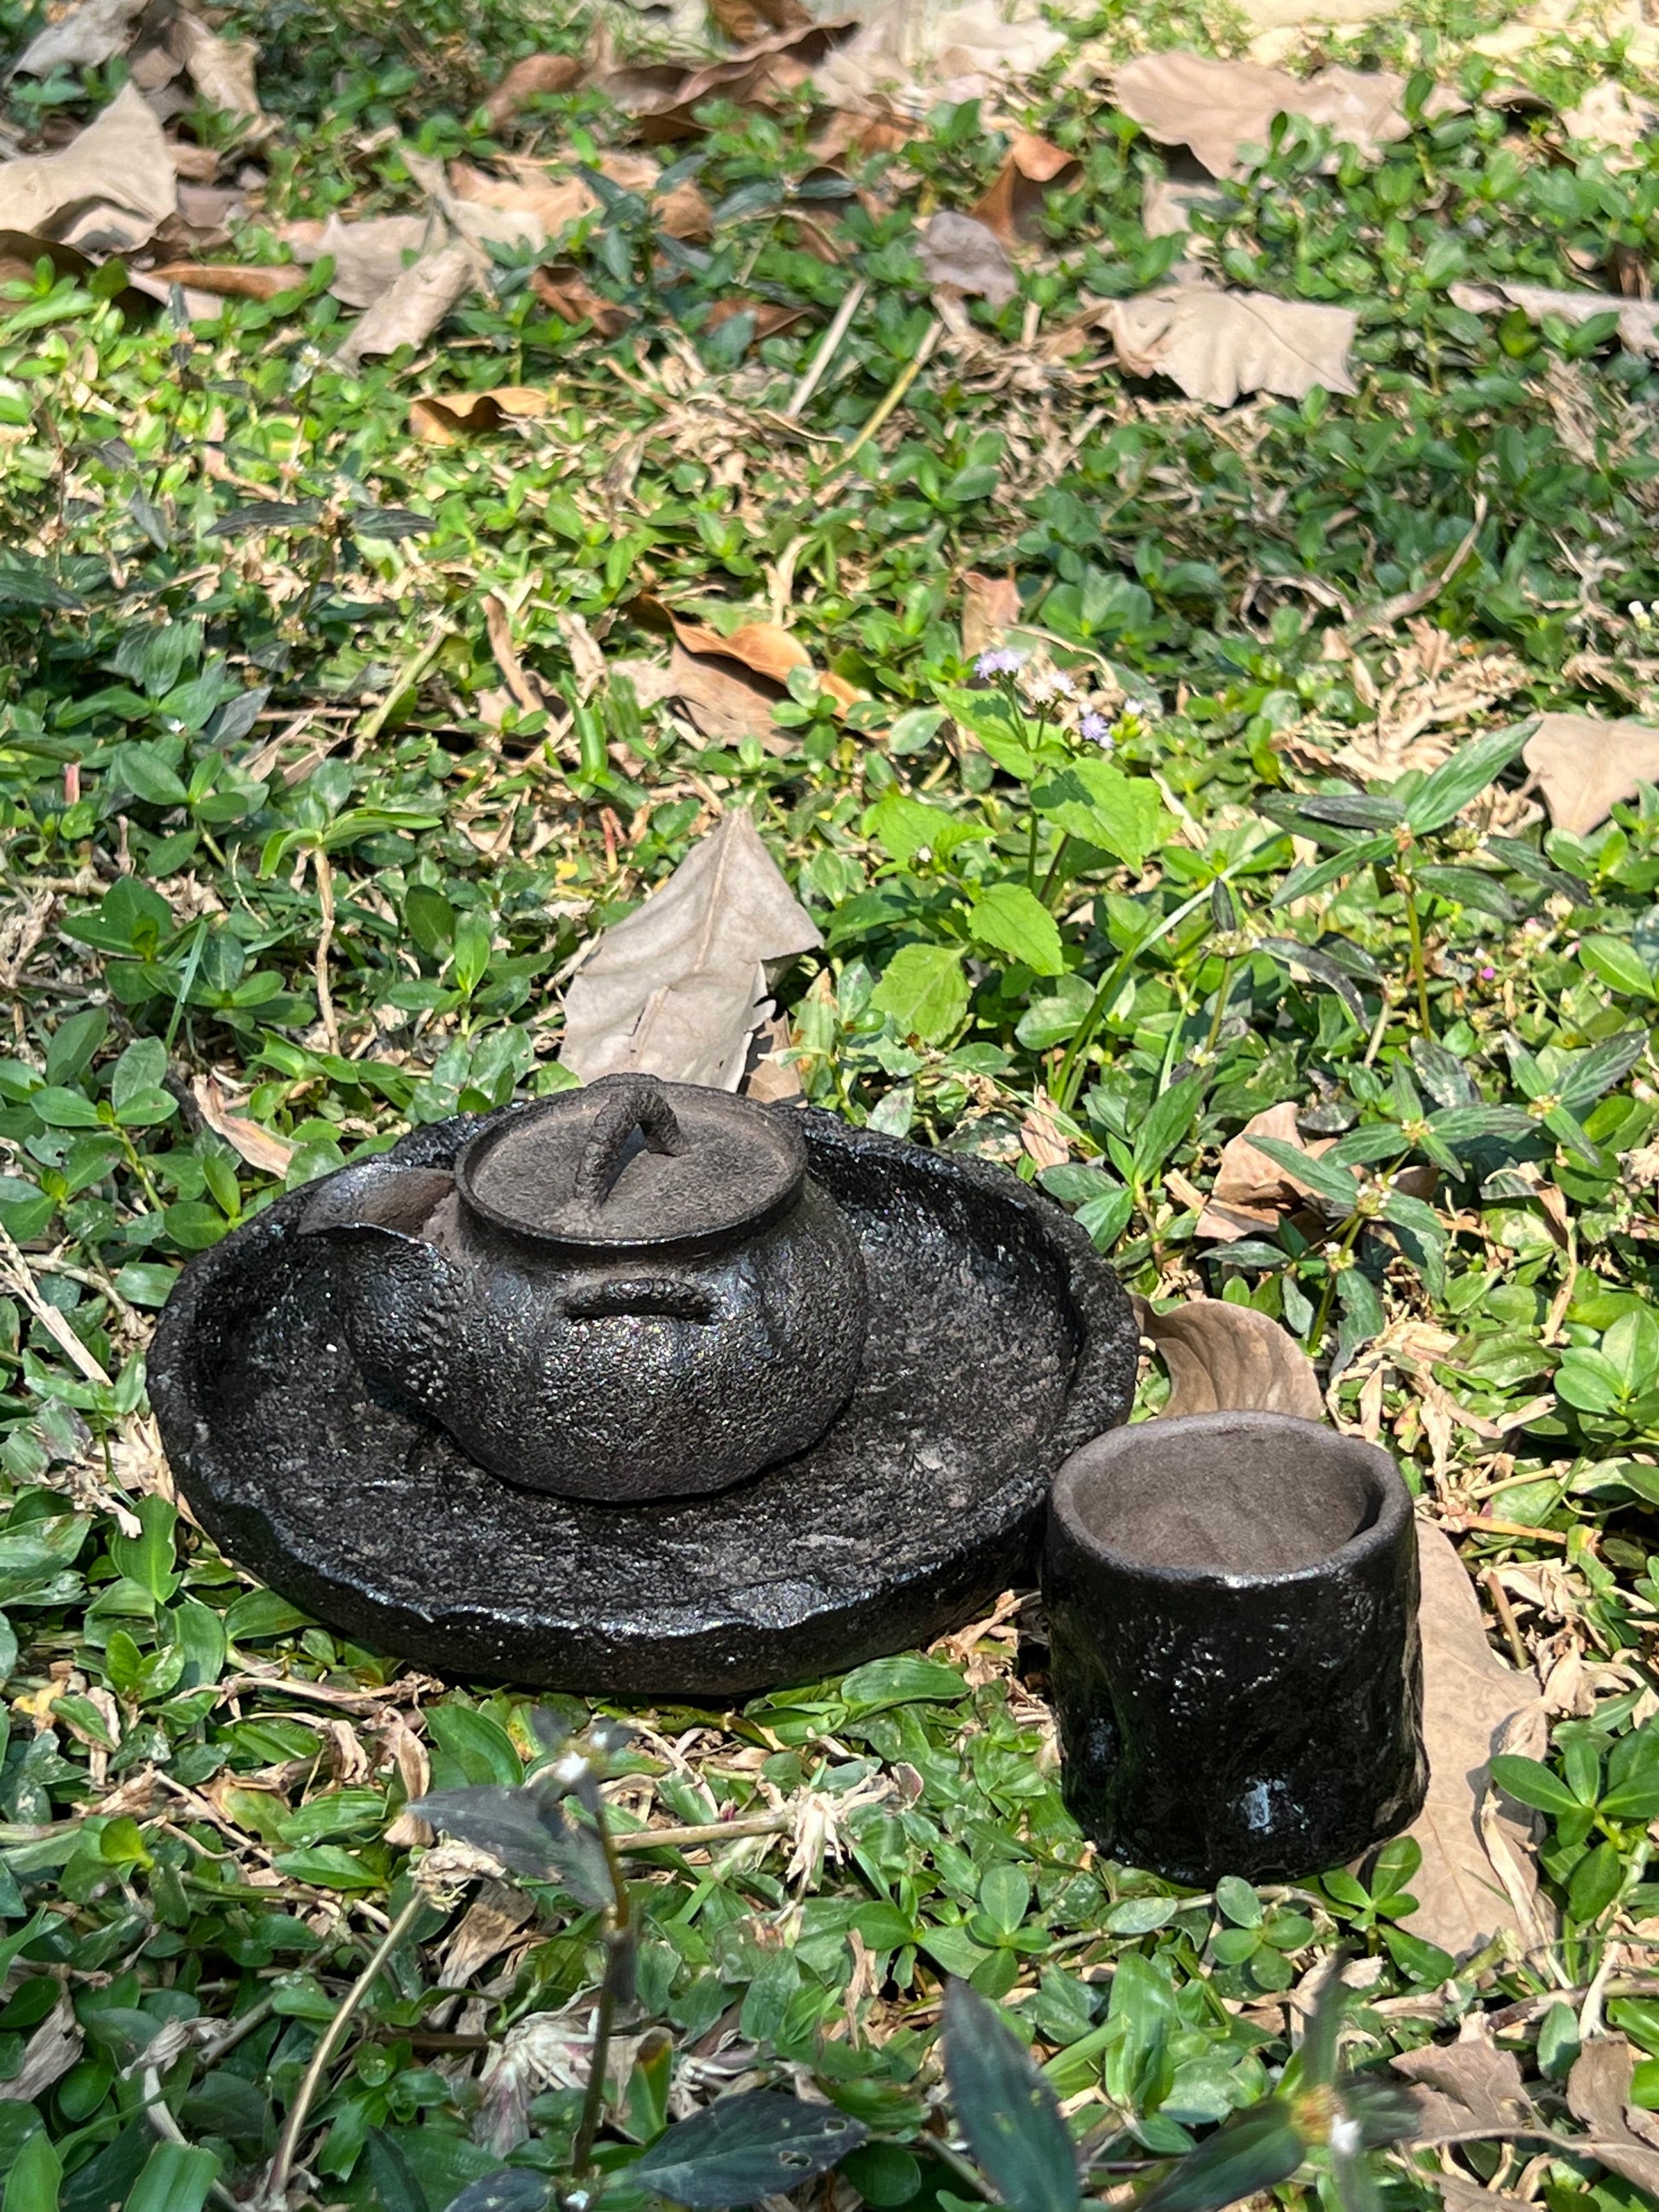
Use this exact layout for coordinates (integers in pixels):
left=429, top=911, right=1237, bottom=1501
left=574, top=1076, right=686, bottom=1208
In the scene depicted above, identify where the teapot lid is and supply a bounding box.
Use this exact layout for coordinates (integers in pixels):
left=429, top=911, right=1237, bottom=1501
left=453, top=1073, right=806, bottom=1256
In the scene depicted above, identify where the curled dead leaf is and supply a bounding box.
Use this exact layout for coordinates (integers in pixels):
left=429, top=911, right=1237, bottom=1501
left=334, top=241, right=477, bottom=367
left=1401, top=1524, right=1552, bottom=1960
left=709, top=0, right=813, bottom=43
left=920, top=210, right=1015, bottom=306
left=1567, top=2038, right=1659, bottom=2196
left=1135, top=1294, right=1325, bottom=1422
left=969, top=131, right=1080, bottom=247
left=1199, top=1100, right=1333, bottom=1241
left=192, top=1074, right=295, bottom=1176
left=1391, top=2019, right=1538, bottom=2139
left=1096, top=283, right=1357, bottom=405
left=962, top=570, right=1021, bottom=659
left=1450, top=275, right=1659, bottom=355
left=704, top=296, right=810, bottom=348
left=409, top=386, right=557, bottom=442
left=1523, top=710, right=1659, bottom=836
left=482, top=53, right=586, bottom=130
left=0, top=1995, right=81, bottom=2104
left=529, top=263, right=633, bottom=336
left=147, top=260, right=298, bottom=301
left=0, top=82, right=176, bottom=255
left=1114, top=51, right=1431, bottom=180
left=560, top=809, right=822, bottom=1089
left=13, top=0, right=147, bottom=76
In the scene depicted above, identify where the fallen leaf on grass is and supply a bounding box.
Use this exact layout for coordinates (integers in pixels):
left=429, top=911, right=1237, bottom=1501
left=629, top=20, right=859, bottom=139
left=1391, top=2019, right=1538, bottom=2138
left=13, top=0, right=146, bottom=75
left=560, top=808, right=823, bottom=1089
left=168, top=12, right=268, bottom=128
left=448, top=157, right=592, bottom=241
left=1450, top=276, right=1659, bottom=355
left=1198, top=1100, right=1333, bottom=1241
left=333, top=242, right=477, bottom=367
left=1141, top=174, right=1229, bottom=240
left=1562, top=78, right=1659, bottom=160
left=969, top=131, right=1080, bottom=246
left=812, top=0, right=1066, bottom=108
left=1135, top=1294, right=1326, bottom=1421
left=1567, top=2038, right=1659, bottom=2195
left=409, top=386, right=558, bottom=442
left=1096, top=283, right=1357, bottom=404
left=529, top=262, right=633, bottom=334
left=0, top=82, right=176, bottom=254
left=1114, top=52, right=1429, bottom=179
left=663, top=613, right=812, bottom=684
left=192, top=1074, right=295, bottom=1177
left=962, top=571, right=1021, bottom=659
left=704, top=295, right=810, bottom=347
left=1402, top=1524, right=1552, bottom=1960
left=1523, top=711, right=1659, bottom=836
left=0, top=1995, right=81, bottom=2103
left=709, top=0, right=813, bottom=42
left=147, top=260, right=299, bottom=301
left=285, top=212, right=436, bottom=308
left=483, top=53, right=586, bottom=130
left=920, top=210, right=1015, bottom=305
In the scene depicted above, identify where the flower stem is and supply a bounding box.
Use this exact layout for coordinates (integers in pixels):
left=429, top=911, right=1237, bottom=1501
left=1400, top=870, right=1433, bottom=1037
left=1204, top=957, right=1234, bottom=1057
left=1038, top=833, right=1072, bottom=911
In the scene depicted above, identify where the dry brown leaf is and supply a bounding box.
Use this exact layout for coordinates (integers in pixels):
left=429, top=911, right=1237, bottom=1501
left=334, top=242, right=477, bottom=367
left=1020, top=1089, right=1071, bottom=1171
left=664, top=642, right=789, bottom=745
left=962, top=571, right=1021, bottom=659
left=1562, top=78, right=1659, bottom=160
left=440, top=1881, right=536, bottom=1985
left=1402, top=1524, right=1552, bottom=1961
left=408, top=385, right=556, bottom=442
left=1567, top=2038, right=1659, bottom=2194
left=666, top=615, right=811, bottom=685
left=1114, top=52, right=1425, bottom=180
left=171, top=13, right=266, bottom=125
left=13, top=0, right=146, bottom=74
left=742, top=1009, right=805, bottom=1103
left=0, top=1995, right=82, bottom=2103
left=191, top=1074, right=295, bottom=1176
left=448, top=158, right=595, bottom=240
left=483, top=53, right=586, bottom=130
left=1391, top=2019, right=1538, bottom=2139
left=704, top=295, right=809, bottom=347
left=1096, top=283, right=1357, bottom=405
left=1523, top=710, right=1659, bottom=836
left=1199, top=1100, right=1333, bottom=1241
left=969, top=131, right=1080, bottom=246
left=709, top=0, right=813, bottom=41
left=529, top=263, right=633, bottom=335
left=811, top=0, right=1066, bottom=110
left=0, top=82, right=176, bottom=254
left=147, top=260, right=297, bottom=300
left=629, top=20, right=859, bottom=140
left=560, top=808, right=823, bottom=1089
left=920, top=210, right=1015, bottom=305
left=1141, top=174, right=1228, bottom=240
left=286, top=212, right=437, bottom=309
left=1450, top=275, right=1659, bottom=355
left=1136, top=1295, right=1325, bottom=1421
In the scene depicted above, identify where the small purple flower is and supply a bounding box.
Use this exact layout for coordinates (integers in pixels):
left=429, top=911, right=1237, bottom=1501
left=1080, top=711, right=1113, bottom=747
left=1480, top=965, right=1496, bottom=981
left=974, top=648, right=1027, bottom=679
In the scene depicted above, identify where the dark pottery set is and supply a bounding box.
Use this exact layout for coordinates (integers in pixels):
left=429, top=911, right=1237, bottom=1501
left=151, top=1073, right=1426, bottom=1882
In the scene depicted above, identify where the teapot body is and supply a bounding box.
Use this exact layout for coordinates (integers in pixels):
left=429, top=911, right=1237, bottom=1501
left=299, top=1085, right=869, bottom=1503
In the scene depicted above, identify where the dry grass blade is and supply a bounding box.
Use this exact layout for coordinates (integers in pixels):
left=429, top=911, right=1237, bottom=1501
left=1135, top=1294, right=1325, bottom=1420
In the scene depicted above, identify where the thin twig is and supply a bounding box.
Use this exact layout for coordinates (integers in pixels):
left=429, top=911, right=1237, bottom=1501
left=785, top=279, right=866, bottom=419
left=837, top=318, right=943, bottom=470
left=613, top=1811, right=791, bottom=1852
left=260, top=1889, right=425, bottom=2209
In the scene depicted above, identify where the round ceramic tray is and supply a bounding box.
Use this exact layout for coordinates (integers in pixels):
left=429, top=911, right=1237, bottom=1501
left=150, top=1110, right=1136, bottom=1698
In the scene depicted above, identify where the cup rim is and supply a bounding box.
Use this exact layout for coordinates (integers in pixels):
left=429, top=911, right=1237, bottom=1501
left=1049, top=1409, right=1411, bottom=1589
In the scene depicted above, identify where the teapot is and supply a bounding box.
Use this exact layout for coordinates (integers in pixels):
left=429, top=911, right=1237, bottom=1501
left=297, top=1073, right=869, bottom=1503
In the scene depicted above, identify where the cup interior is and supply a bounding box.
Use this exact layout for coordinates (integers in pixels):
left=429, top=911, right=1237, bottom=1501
left=1060, top=1414, right=1388, bottom=1574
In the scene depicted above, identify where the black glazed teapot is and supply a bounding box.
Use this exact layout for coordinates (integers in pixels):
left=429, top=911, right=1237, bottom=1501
left=297, top=1073, right=869, bottom=1503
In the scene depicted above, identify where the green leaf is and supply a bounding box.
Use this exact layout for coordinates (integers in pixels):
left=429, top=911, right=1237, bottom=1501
left=427, top=1705, right=523, bottom=1788
left=108, top=1495, right=179, bottom=1603
left=1403, top=720, right=1532, bottom=835
left=841, top=1655, right=967, bottom=1712
left=979, top=1864, right=1031, bottom=1938
left=1568, top=1840, right=1624, bottom=1924
left=1031, top=758, right=1168, bottom=868
left=1556, top=1030, right=1647, bottom=1116
left=441, top=2177, right=549, bottom=2212
left=1136, top=2098, right=1305, bottom=2212
left=1133, top=1074, right=1205, bottom=1187
left=870, top=944, right=969, bottom=1045
left=1413, top=864, right=1517, bottom=922
left=632, top=2093, right=868, bottom=2209
left=968, top=884, right=1066, bottom=977
left=942, top=1982, right=1079, bottom=2212
left=223, top=1589, right=313, bottom=1642
left=1579, top=934, right=1657, bottom=1000
left=121, top=2145, right=220, bottom=2212
left=29, top=1086, right=104, bottom=1129
left=1488, top=1754, right=1581, bottom=1819
left=1248, top=1136, right=1360, bottom=1212
left=1269, top=834, right=1393, bottom=907
left=3, top=2128, right=61, bottom=2212
left=44, top=1008, right=108, bottom=1088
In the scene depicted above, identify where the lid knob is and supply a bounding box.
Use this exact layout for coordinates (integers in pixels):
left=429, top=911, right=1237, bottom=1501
left=574, top=1074, right=688, bottom=1210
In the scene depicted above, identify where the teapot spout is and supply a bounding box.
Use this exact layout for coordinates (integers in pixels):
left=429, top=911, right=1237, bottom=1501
left=297, top=1159, right=454, bottom=1243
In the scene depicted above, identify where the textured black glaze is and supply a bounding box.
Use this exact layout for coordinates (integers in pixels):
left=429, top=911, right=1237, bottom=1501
left=150, top=1112, right=1138, bottom=1696
left=294, top=1077, right=867, bottom=1503
left=1043, top=1412, right=1426, bottom=1884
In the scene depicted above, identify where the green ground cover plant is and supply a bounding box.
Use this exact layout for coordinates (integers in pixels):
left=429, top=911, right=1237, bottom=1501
left=2, top=0, right=1659, bottom=2202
